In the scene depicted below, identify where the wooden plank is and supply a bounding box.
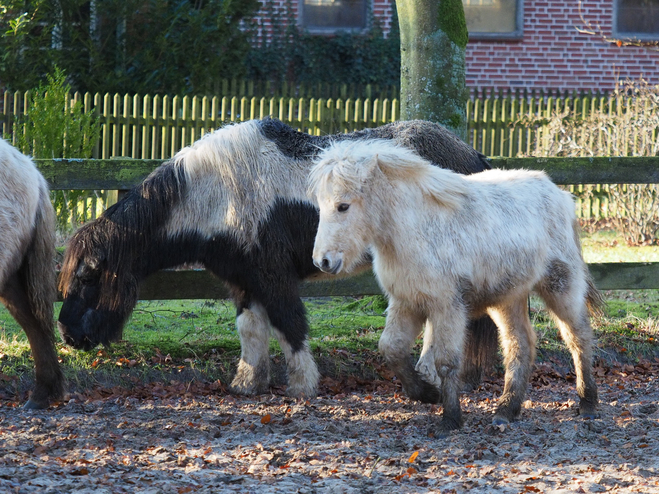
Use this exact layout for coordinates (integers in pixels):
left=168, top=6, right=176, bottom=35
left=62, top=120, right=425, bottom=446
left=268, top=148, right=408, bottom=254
left=588, top=263, right=659, bottom=290
left=131, top=269, right=382, bottom=300
left=37, top=159, right=163, bottom=190
left=36, top=156, right=659, bottom=190
left=488, top=156, right=659, bottom=184
left=54, top=262, right=659, bottom=302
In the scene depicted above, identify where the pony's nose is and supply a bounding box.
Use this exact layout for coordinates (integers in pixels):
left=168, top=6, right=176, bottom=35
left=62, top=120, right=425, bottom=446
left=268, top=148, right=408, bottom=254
left=314, top=252, right=343, bottom=274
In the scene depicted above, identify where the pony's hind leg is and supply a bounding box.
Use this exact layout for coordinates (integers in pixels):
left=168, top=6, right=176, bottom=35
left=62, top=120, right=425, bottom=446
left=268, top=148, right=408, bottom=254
left=230, top=296, right=272, bottom=396
left=1, top=272, right=64, bottom=409
left=539, top=281, right=598, bottom=419
left=487, top=296, right=537, bottom=425
left=379, top=298, right=440, bottom=404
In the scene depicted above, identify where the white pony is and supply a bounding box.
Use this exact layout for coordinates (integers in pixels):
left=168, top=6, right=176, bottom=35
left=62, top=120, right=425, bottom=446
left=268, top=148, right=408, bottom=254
left=0, top=138, right=63, bottom=409
left=309, top=139, right=602, bottom=430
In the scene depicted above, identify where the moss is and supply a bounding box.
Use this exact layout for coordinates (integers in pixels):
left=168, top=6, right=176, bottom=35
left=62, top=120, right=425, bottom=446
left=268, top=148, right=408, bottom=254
left=437, top=0, right=468, bottom=49
left=447, top=112, right=465, bottom=130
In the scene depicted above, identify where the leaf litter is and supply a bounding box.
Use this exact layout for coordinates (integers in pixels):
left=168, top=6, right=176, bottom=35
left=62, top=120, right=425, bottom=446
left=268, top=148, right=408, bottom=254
left=0, top=359, right=658, bottom=493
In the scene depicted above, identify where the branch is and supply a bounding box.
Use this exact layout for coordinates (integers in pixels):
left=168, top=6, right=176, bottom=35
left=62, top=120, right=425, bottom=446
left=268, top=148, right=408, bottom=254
left=576, top=1, right=659, bottom=51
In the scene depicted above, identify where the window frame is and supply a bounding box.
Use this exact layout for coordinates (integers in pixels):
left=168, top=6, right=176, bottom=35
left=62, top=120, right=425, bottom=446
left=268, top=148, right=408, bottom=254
left=298, top=0, right=370, bottom=34
left=613, top=0, right=659, bottom=41
left=464, top=0, right=524, bottom=41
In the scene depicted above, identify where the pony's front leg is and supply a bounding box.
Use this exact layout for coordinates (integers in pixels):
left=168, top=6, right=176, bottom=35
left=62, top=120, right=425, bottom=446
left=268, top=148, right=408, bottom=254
left=230, top=299, right=271, bottom=396
left=264, top=295, right=319, bottom=398
left=379, top=298, right=440, bottom=403
left=425, top=304, right=467, bottom=431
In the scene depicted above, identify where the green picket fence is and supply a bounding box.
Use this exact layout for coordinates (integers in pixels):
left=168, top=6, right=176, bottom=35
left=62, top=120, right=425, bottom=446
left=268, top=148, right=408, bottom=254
left=2, top=87, right=625, bottom=161
left=2, top=87, right=657, bottom=228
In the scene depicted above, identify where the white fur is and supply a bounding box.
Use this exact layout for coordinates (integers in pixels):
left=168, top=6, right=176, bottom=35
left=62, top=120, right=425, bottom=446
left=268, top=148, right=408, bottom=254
left=311, top=139, right=599, bottom=427
left=168, top=121, right=310, bottom=247
left=0, top=138, right=44, bottom=287
left=231, top=302, right=272, bottom=395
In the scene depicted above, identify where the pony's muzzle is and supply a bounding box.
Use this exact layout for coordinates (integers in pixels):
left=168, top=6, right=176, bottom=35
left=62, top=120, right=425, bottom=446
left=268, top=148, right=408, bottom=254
left=313, top=252, right=343, bottom=275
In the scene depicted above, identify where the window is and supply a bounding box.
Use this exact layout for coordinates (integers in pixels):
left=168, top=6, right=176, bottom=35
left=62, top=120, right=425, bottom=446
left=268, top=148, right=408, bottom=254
left=616, top=0, right=659, bottom=39
left=300, top=0, right=368, bottom=32
left=462, top=0, right=523, bottom=39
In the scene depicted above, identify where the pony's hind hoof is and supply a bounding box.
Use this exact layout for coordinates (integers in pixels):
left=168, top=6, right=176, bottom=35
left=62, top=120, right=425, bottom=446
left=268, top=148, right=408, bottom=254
left=491, top=415, right=511, bottom=427
left=406, top=379, right=441, bottom=404
left=24, top=398, right=49, bottom=410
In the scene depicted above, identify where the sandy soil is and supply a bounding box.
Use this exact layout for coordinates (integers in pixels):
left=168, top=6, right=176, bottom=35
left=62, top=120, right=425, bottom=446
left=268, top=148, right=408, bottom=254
left=1, top=359, right=658, bottom=494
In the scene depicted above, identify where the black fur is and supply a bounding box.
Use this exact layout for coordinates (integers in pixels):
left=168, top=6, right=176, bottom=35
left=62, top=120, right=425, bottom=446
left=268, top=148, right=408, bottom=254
left=259, top=117, right=490, bottom=175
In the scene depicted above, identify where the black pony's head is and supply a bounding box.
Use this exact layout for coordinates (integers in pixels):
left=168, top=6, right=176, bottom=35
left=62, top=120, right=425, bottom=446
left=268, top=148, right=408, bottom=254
left=57, top=219, right=140, bottom=350
left=58, top=162, right=185, bottom=350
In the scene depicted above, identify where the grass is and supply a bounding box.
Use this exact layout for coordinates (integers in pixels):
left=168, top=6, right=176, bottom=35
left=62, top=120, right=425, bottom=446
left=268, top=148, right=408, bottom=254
left=2, top=229, right=659, bottom=399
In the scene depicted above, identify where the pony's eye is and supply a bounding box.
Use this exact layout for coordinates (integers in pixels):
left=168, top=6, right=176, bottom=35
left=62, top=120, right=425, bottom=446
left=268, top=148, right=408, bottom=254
left=79, top=275, right=97, bottom=286
left=337, top=203, right=350, bottom=213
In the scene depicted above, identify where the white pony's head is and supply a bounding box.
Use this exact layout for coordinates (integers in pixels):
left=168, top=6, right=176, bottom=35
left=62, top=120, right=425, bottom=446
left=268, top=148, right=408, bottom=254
left=309, top=139, right=468, bottom=275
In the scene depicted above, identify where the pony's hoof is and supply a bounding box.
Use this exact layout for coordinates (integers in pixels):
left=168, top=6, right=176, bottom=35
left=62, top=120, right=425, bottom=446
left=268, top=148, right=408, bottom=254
left=491, top=415, right=510, bottom=426
left=24, top=398, right=49, bottom=410
left=406, top=380, right=441, bottom=404
left=438, top=415, right=463, bottom=432
left=579, top=408, right=599, bottom=420
left=229, top=378, right=269, bottom=396
left=285, top=385, right=317, bottom=399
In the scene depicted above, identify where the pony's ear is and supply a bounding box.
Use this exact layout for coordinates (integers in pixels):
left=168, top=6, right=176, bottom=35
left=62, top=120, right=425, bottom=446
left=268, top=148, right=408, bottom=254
left=357, top=154, right=381, bottom=191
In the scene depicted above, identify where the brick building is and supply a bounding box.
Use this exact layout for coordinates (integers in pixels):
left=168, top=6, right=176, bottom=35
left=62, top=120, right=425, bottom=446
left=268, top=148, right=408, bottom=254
left=255, top=0, right=659, bottom=92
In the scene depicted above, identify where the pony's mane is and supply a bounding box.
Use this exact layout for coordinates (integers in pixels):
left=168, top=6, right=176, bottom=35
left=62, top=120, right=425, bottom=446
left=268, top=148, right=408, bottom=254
left=59, top=163, right=185, bottom=307
left=309, top=139, right=469, bottom=209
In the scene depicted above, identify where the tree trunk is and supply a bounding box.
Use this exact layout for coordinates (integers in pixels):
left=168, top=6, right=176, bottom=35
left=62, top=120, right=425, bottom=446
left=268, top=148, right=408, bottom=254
left=396, top=0, right=469, bottom=141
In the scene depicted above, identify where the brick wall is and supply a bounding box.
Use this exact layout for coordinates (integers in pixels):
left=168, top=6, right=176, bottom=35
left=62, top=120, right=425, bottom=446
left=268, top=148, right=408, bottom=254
left=465, top=0, right=659, bottom=92
left=253, top=0, right=659, bottom=92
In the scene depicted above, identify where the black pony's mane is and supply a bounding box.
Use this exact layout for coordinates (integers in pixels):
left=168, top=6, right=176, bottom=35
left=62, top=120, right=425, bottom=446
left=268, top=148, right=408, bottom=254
left=59, top=163, right=185, bottom=307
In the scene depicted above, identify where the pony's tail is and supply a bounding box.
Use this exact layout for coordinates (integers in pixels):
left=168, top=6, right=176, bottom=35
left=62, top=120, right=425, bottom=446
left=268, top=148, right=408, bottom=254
left=25, top=183, right=57, bottom=331
left=461, top=315, right=500, bottom=389
left=571, top=218, right=605, bottom=318
left=586, top=277, right=605, bottom=318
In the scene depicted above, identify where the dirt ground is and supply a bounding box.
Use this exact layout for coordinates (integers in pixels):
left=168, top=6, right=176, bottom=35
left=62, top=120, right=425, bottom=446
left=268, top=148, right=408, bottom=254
left=1, top=359, right=658, bottom=494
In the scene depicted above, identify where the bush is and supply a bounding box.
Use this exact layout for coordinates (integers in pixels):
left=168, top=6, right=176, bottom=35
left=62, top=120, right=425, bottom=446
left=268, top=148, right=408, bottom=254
left=521, top=79, right=659, bottom=245
left=16, top=67, right=101, bottom=231
left=244, top=0, right=400, bottom=87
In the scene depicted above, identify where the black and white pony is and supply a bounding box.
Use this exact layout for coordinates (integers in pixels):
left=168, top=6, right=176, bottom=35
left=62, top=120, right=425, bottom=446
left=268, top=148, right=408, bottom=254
left=310, top=139, right=602, bottom=430
left=0, top=138, right=63, bottom=409
left=57, top=118, right=497, bottom=399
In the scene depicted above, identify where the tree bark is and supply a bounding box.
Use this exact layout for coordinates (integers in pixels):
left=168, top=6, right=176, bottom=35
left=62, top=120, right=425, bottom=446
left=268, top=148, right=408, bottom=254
left=396, top=0, right=469, bottom=141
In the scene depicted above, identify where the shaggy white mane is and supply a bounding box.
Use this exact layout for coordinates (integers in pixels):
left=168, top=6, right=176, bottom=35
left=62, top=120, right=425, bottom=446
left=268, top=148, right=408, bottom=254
left=167, top=121, right=310, bottom=247
left=309, top=139, right=469, bottom=210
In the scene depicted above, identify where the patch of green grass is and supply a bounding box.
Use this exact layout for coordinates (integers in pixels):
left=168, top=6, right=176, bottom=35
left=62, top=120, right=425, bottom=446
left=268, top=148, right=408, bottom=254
left=3, top=233, right=659, bottom=394
left=581, top=228, right=659, bottom=263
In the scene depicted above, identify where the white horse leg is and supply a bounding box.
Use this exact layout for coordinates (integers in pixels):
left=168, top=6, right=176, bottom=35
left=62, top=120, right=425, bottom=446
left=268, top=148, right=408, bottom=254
left=273, top=329, right=319, bottom=398
left=538, top=276, right=598, bottom=419
left=487, top=296, right=537, bottom=425
left=416, top=320, right=442, bottom=389
left=379, top=298, right=439, bottom=403
left=230, top=302, right=271, bottom=395
left=424, top=303, right=468, bottom=430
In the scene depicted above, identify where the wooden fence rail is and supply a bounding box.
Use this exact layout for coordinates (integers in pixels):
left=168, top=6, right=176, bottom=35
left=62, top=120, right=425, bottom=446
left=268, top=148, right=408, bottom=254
left=39, top=156, right=659, bottom=297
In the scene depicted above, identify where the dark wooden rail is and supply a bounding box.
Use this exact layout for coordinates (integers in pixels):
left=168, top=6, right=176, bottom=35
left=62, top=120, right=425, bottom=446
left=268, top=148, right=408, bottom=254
left=39, top=156, right=659, bottom=298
